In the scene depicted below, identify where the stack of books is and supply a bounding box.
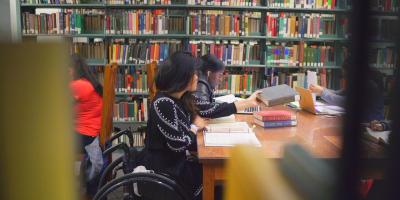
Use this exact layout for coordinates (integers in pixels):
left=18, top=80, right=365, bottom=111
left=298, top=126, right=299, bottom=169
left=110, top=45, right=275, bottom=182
left=253, top=110, right=297, bottom=128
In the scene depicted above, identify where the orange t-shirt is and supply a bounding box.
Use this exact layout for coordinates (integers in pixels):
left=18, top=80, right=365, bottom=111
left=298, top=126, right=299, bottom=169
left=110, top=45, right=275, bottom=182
left=70, top=78, right=103, bottom=137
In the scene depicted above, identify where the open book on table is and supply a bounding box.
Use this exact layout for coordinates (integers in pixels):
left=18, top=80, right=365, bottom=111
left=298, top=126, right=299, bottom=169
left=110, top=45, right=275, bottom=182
left=203, top=122, right=261, bottom=147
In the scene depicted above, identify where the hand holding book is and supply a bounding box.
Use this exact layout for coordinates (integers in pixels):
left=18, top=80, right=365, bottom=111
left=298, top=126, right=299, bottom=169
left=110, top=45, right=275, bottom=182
left=234, top=90, right=262, bottom=111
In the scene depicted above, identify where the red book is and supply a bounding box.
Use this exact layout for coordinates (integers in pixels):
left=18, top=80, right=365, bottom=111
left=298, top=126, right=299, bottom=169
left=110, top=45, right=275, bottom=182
left=253, top=110, right=296, bottom=122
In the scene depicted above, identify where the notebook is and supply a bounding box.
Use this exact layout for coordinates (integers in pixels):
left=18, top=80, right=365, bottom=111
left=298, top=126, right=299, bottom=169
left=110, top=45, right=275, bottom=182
left=257, top=84, right=299, bottom=107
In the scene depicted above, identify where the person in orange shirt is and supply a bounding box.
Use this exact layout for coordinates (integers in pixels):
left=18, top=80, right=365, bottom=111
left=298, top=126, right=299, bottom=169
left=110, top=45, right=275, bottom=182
left=69, top=54, right=103, bottom=153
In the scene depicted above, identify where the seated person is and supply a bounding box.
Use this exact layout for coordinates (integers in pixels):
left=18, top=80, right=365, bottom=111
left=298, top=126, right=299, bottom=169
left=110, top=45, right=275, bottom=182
left=142, top=52, right=205, bottom=198
left=193, top=54, right=260, bottom=118
left=309, top=58, right=384, bottom=122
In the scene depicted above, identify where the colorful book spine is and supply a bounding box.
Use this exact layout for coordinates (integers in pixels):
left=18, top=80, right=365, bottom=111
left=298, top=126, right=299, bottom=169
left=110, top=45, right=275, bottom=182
left=266, top=0, right=351, bottom=9
left=109, top=40, right=183, bottom=64
left=113, top=99, right=148, bottom=122
left=22, top=9, right=104, bottom=35
left=266, top=41, right=336, bottom=67
left=186, top=40, right=261, bottom=65
left=105, top=10, right=185, bottom=35
left=188, top=0, right=260, bottom=6
left=266, top=12, right=344, bottom=39
left=189, top=11, right=261, bottom=36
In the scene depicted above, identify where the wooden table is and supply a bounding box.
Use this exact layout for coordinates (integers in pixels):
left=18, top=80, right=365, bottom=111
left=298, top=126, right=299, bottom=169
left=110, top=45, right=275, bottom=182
left=197, top=106, right=343, bottom=200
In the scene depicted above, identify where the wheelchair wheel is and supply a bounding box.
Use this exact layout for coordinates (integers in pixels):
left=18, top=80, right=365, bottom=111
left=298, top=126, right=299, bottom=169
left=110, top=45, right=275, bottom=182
left=94, top=172, right=192, bottom=200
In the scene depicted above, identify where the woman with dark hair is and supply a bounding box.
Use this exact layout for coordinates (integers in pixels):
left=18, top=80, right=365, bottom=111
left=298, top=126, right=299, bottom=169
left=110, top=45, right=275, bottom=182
left=193, top=54, right=260, bottom=119
left=142, top=52, right=205, bottom=198
left=69, top=54, right=103, bottom=152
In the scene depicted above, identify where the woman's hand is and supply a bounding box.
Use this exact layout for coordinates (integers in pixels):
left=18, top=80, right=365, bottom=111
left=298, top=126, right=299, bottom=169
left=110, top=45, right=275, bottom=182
left=309, top=84, right=324, bottom=95
left=234, top=90, right=262, bottom=111
left=192, top=116, right=208, bottom=131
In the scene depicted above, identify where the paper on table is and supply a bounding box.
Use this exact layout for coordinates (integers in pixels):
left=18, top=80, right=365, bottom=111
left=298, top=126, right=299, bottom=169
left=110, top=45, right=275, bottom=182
left=315, top=106, right=344, bottom=115
left=366, top=127, right=390, bottom=144
left=204, top=132, right=261, bottom=147
left=307, top=70, right=317, bottom=89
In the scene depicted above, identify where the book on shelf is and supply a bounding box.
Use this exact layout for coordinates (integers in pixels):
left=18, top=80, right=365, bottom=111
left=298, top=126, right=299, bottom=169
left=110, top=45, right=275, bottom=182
left=257, top=84, right=299, bottom=107
left=89, top=66, right=149, bottom=93
left=254, top=118, right=297, bottom=128
left=266, top=41, right=336, bottom=67
left=22, top=9, right=105, bottom=35
left=188, top=10, right=261, bottom=36
left=370, top=0, right=399, bottom=12
left=106, top=0, right=186, bottom=5
left=71, top=37, right=105, bottom=61
left=264, top=68, right=342, bottom=90
left=21, top=0, right=100, bottom=4
left=253, top=110, right=296, bottom=121
left=266, top=12, right=348, bottom=39
left=266, top=0, right=351, bottom=9
left=368, top=46, right=397, bottom=69
left=105, top=9, right=185, bottom=35
left=113, top=98, right=148, bottom=122
left=188, top=0, right=260, bottom=6
left=186, top=40, right=261, bottom=65
left=115, top=66, right=149, bottom=93
left=109, top=39, right=183, bottom=64
left=214, top=69, right=264, bottom=95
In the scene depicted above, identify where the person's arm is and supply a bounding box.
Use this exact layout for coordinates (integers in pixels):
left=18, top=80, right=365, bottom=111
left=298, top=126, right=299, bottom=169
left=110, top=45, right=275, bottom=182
left=309, top=84, right=345, bottom=107
left=193, top=84, right=237, bottom=118
left=153, top=98, right=197, bottom=152
left=320, top=89, right=346, bottom=107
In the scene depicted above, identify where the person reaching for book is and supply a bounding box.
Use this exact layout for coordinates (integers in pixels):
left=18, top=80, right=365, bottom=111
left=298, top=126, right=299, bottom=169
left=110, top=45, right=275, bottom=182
left=193, top=54, right=261, bottom=119
left=309, top=57, right=385, bottom=122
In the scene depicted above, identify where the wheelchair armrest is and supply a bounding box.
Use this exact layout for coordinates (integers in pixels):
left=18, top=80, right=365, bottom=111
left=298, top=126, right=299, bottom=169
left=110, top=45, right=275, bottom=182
left=106, top=129, right=134, bottom=147
left=103, top=143, right=130, bottom=158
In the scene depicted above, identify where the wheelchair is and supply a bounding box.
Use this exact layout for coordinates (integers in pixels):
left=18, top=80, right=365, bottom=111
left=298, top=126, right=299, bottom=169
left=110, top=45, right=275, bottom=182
left=97, top=126, right=196, bottom=200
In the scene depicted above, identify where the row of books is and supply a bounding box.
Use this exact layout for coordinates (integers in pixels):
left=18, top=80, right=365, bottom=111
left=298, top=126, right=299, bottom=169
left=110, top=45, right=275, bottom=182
left=89, top=66, right=149, bottom=93
left=264, top=68, right=342, bottom=89
left=370, top=0, right=399, bottom=12
left=187, top=40, right=261, bottom=65
left=20, top=0, right=94, bottom=3
left=72, top=37, right=105, bottom=60
left=369, top=47, right=397, bottom=68
left=107, top=0, right=186, bottom=4
left=253, top=110, right=297, bottom=128
left=266, top=0, right=351, bottom=9
left=266, top=41, right=336, bottom=67
left=266, top=12, right=348, bottom=38
left=22, top=10, right=105, bottom=34
left=115, top=67, right=149, bottom=93
left=110, top=131, right=145, bottom=148
left=214, top=70, right=264, bottom=95
left=109, top=39, right=183, bottom=64
left=105, top=10, right=185, bottom=35
left=189, top=11, right=261, bottom=36
left=188, top=0, right=260, bottom=6
left=113, top=99, right=149, bottom=122
left=74, top=39, right=348, bottom=67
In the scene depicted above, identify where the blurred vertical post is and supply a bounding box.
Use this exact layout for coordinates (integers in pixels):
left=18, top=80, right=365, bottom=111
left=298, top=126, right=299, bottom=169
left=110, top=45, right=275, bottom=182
left=99, top=63, right=117, bottom=148
left=0, top=43, right=77, bottom=200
